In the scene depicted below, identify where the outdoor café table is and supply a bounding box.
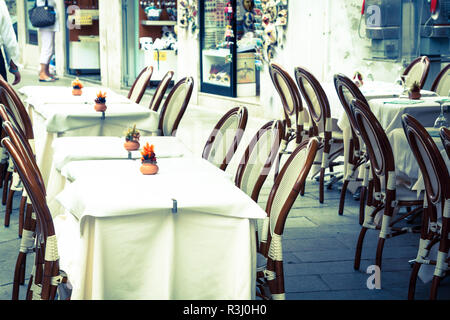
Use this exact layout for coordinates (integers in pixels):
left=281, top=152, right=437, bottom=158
left=18, top=86, right=159, bottom=186
left=52, top=156, right=266, bottom=300
left=387, top=126, right=450, bottom=284
left=46, top=136, right=192, bottom=216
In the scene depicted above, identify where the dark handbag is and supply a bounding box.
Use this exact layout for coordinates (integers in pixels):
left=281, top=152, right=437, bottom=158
left=29, top=0, right=56, bottom=28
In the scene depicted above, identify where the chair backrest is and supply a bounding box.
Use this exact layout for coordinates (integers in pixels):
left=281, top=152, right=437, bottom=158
left=0, top=77, right=34, bottom=140
left=149, top=71, right=174, bottom=112
left=128, top=66, right=153, bottom=104
left=351, top=99, right=395, bottom=184
left=440, top=127, right=450, bottom=159
left=2, top=125, right=59, bottom=300
left=269, top=63, right=305, bottom=143
left=403, top=56, right=430, bottom=90
left=202, top=106, right=248, bottom=171
left=334, top=73, right=369, bottom=141
left=431, top=63, right=450, bottom=97
left=158, top=76, right=194, bottom=136
left=402, top=114, right=449, bottom=206
left=235, top=120, right=284, bottom=202
left=295, top=66, right=331, bottom=137
left=265, top=138, right=319, bottom=240
left=1, top=120, right=45, bottom=193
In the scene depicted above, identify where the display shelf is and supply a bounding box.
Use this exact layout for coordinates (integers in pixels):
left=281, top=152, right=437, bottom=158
left=202, top=49, right=231, bottom=58
left=141, top=20, right=177, bottom=26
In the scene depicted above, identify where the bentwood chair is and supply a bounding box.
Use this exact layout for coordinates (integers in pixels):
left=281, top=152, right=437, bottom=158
left=269, top=63, right=310, bottom=179
left=431, top=64, right=450, bottom=97
left=127, top=66, right=153, bottom=104
left=0, top=104, right=34, bottom=237
left=401, top=114, right=449, bottom=300
left=440, top=127, right=450, bottom=159
left=2, top=121, right=69, bottom=300
left=256, top=138, right=319, bottom=300
left=351, top=99, right=424, bottom=271
left=0, top=78, right=35, bottom=234
left=149, top=71, right=174, bottom=112
left=334, top=74, right=370, bottom=224
left=158, top=77, right=194, bottom=137
left=202, top=106, right=248, bottom=171
left=295, top=67, right=344, bottom=204
left=403, top=56, right=430, bottom=90
left=235, top=120, right=284, bottom=250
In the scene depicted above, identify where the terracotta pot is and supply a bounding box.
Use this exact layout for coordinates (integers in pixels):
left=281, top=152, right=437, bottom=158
left=409, top=91, right=421, bottom=100
left=124, top=140, right=140, bottom=151
left=72, top=88, right=82, bottom=96
left=95, top=103, right=107, bottom=112
left=140, top=162, right=159, bottom=175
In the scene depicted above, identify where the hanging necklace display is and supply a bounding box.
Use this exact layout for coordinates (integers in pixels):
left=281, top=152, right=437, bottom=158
left=179, top=0, right=198, bottom=35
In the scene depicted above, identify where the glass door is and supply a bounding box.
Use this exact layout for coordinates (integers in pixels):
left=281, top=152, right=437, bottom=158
left=200, top=0, right=237, bottom=97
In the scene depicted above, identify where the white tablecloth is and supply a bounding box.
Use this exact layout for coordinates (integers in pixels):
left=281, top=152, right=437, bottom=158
left=46, top=136, right=192, bottom=216
left=53, top=157, right=266, bottom=300
left=20, top=86, right=159, bottom=186
left=19, top=86, right=133, bottom=105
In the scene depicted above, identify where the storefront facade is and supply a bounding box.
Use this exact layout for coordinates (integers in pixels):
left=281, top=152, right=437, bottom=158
left=13, top=0, right=449, bottom=114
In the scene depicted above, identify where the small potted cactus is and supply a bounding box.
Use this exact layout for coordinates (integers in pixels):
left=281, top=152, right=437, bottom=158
left=72, top=78, right=84, bottom=96
left=95, top=91, right=107, bottom=112
left=140, top=142, right=158, bottom=175
left=124, top=124, right=141, bottom=151
left=408, top=81, right=421, bottom=100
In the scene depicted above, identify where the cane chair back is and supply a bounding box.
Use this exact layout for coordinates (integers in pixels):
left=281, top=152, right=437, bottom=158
left=2, top=121, right=66, bottom=300
left=128, top=66, right=153, bottom=104
left=0, top=77, right=34, bottom=140
left=351, top=99, right=395, bottom=188
left=202, top=106, right=248, bottom=171
left=402, top=114, right=450, bottom=300
left=440, top=127, right=450, bottom=159
left=269, top=63, right=306, bottom=145
left=334, top=74, right=369, bottom=141
left=257, top=138, right=319, bottom=300
left=149, top=71, right=174, bottom=112
left=295, top=67, right=331, bottom=136
left=235, top=120, right=284, bottom=202
left=158, top=77, right=194, bottom=136
left=403, top=56, right=430, bottom=90
left=431, top=64, right=450, bottom=97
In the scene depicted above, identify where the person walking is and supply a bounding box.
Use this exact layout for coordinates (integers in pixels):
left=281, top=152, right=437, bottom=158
left=0, top=0, right=20, bottom=85
left=37, top=0, right=59, bottom=82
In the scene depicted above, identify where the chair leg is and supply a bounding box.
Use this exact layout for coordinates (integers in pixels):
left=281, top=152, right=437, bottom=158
left=2, top=170, right=10, bottom=206
left=375, top=237, right=386, bottom=269
left=408, top=262, right=421, bottom=300
left=5, top=188, right=15, bottom=227
left=12, top=252, right=26, bottom=300
left=354, top=227, right=368, bottom=270
left=430, top=276, right=441, bottom=300
left=18, top=196, right=26, bottom=238
left=319, top=168, right=325, bottom=204
left=338, top=179, right=349, bottom=216
left=359, top=186, right=367, bottom=226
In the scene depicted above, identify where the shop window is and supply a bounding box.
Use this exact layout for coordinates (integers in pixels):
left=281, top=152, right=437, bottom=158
left=5, top=0, right=17, bottom=39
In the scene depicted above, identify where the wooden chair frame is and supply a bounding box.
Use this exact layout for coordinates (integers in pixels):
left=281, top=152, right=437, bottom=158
left=351, top=99, right=423, bottom=271
left=295, top=66, right=344, bottom=204
left=127, top=66, right=153, bottom=104
left=256, top=138, right=319, bottom=300
left=334, top=74, right=371, bottom=224
left=440, top=127, right=450, bottom=159
left=158, top=77, right=194, bottom=137
left=402, top=114, right=449, bottom=300
left=431, top=63, right=450, bottom=95
left=149, top=71, right=174, bottom=112
left=403, top=56, right=430, bottom=90
left=202, top=106, right=248, bottom=171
